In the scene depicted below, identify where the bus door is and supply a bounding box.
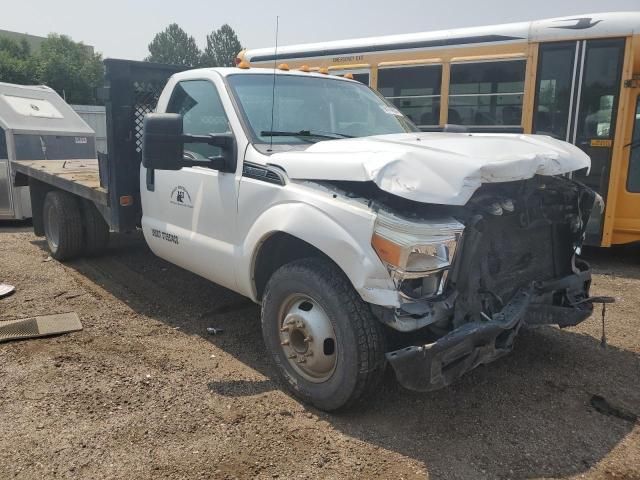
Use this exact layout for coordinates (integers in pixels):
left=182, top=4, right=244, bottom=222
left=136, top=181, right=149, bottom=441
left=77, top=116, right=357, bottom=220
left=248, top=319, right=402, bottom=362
left=617, top=93, right=640, bottom=244
left=533, top=38, right=625, bottom=244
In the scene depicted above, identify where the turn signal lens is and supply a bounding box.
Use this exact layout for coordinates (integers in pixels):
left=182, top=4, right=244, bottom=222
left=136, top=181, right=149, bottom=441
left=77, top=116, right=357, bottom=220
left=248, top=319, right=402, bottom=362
left=371, top=233, right=404, bottom=267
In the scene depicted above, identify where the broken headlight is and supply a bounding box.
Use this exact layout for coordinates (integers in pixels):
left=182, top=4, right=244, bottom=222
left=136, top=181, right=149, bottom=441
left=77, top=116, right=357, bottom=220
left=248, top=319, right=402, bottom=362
left=371, top=211, right=464, bottom=298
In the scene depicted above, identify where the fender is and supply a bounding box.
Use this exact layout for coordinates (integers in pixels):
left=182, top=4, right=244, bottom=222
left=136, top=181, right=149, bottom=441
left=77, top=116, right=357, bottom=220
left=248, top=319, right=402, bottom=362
left=236, top=201, right=398, bottom=306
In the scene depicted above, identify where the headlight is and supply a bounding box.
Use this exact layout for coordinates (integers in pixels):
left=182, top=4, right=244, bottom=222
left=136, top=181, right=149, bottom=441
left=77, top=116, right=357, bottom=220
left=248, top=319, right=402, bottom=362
left=371, top=211, right=464, bottom=298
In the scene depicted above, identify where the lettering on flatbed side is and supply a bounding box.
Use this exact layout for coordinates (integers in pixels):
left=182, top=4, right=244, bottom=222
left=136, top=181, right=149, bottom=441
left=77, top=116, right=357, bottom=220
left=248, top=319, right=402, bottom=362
left=151, top=228, right=179, bottom=245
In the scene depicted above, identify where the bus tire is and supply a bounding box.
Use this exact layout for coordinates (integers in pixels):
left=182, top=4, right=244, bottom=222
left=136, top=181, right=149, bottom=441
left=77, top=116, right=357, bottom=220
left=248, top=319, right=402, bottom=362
left=42, top=191, right=84, bottom=261
left=261, top=257, right=386, bottom=411
left=81, top=200, right=109, bottom=256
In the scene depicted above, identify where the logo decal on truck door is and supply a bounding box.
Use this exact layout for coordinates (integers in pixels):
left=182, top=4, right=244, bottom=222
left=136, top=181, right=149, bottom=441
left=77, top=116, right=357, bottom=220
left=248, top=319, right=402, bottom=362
left=170, top=186, right=193, bottom=208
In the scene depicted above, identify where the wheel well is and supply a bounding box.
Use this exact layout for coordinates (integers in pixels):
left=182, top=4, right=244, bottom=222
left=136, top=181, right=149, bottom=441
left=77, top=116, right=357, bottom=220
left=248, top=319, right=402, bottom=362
left=254, top=232, right=338, bottom=301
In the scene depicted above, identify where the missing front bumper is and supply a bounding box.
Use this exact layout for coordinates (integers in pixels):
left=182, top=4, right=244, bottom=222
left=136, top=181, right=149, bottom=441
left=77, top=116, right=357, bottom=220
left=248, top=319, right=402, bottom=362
left=386, top=272, right=593, bottom=392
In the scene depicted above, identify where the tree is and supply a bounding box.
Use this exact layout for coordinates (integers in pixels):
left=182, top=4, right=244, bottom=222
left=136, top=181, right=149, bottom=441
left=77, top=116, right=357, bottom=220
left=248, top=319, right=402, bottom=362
left=37, top=34, right=104, bottom=104
left=0, top=38, right=38, bottom=85
left=202, top=24, right=242, bottom=67
left=146, top=24, right=201, bottom=67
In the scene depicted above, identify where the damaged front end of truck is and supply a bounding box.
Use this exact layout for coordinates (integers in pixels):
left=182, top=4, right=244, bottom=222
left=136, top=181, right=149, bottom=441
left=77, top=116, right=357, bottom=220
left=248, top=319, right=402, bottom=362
left=269, top=131, right=603, bottom=393
left=374, top=176, right=598, bottom=391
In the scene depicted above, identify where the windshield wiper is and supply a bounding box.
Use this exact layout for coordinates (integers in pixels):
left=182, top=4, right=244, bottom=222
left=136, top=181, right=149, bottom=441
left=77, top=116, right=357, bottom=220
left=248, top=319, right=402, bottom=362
left=260, top=129, right=353, bottom=140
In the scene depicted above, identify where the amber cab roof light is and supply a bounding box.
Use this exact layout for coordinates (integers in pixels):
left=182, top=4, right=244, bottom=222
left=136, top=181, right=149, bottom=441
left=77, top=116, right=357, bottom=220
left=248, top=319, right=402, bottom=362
left=278, top=63, right=290, bottom=71
left=237, top=60, right=250, bottom=69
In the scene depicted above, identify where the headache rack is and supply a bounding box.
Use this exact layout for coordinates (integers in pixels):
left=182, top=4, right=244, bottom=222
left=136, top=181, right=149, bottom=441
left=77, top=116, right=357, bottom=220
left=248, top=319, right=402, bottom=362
left=12, top=59, right=186, bottom=233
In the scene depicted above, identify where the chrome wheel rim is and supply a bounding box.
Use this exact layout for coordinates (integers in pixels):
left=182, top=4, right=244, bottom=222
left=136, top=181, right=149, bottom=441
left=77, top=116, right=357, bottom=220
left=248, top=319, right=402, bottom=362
left=278, top=294, right=337, bottom=383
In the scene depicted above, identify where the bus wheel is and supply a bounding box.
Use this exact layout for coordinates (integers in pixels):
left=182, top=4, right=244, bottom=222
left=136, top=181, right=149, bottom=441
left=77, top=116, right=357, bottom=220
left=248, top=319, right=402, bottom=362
left=42, top=191, right=84, bottom=261
left=81, top=200, right=110, bottom=256
left=261, top=257, right=386, bottom=411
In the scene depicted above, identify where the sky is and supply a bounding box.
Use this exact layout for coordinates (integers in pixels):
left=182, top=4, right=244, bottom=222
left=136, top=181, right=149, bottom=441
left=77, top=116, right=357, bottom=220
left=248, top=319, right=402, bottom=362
left=3, top=0, right=640, bottom=60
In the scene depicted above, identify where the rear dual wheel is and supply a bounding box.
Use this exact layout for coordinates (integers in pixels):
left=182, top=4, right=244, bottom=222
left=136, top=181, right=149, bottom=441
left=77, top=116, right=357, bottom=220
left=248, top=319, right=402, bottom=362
left=43, top=191, right=109, bottom=261
left=261, top=258, right=386, bottom=411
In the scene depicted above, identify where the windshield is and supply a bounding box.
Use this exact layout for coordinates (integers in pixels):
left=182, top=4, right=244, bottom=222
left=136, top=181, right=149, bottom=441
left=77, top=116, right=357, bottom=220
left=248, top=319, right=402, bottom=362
left=227, top=73, right=418, bottom=145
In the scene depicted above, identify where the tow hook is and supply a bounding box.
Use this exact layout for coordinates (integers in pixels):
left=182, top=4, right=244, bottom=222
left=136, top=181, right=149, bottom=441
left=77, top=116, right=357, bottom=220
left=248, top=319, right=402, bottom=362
left=573, top=296, right=615, bottom=348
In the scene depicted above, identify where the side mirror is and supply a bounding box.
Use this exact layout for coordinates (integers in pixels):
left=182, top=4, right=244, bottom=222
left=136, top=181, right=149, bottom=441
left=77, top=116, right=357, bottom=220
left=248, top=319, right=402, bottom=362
left=142, top=113, right=237, bottom=173
left=142, top=113, right=184, bottom=171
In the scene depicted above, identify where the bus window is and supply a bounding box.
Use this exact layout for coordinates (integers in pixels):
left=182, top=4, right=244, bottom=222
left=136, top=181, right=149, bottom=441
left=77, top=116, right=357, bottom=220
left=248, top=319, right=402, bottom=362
left=449, top=60, right=525, bottom=127
left=352, top=73, right=370, bottom=85
left=377, top=65, right=442, bottom=128
left=331, top=69, right=370, bottom=86
left=628, top=97, right=640, bottom=193
left=533, top=42, right=576, bottom=140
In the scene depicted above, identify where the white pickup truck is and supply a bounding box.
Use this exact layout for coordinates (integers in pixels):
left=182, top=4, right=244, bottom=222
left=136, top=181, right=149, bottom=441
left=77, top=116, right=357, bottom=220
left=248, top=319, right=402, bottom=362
left=12, top=60, right=600, bottom=411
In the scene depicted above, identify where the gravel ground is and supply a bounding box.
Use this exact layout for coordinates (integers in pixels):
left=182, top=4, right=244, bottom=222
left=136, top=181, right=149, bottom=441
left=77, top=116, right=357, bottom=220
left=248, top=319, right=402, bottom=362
left=0, top=225, right=638, bottom=480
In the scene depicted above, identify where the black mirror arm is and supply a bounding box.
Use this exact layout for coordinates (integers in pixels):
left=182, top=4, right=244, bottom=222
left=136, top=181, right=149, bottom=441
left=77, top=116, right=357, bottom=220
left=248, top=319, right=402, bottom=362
left=182, top=133, right=234, bottom=148
left=179, top=156, right=226, bottom=169
left=181, top=133, right=236, bottom=172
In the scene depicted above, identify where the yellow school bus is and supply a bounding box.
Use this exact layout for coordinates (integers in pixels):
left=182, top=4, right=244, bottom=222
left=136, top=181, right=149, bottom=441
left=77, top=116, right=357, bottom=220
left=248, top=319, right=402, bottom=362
left=239, top=12, right=640, bottom=247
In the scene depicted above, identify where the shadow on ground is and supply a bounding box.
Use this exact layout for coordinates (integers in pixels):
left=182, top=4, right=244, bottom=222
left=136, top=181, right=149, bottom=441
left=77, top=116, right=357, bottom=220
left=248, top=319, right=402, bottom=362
left=34, top=232, right=639, bottom=479
left=0, top=219, right=33, bottom=233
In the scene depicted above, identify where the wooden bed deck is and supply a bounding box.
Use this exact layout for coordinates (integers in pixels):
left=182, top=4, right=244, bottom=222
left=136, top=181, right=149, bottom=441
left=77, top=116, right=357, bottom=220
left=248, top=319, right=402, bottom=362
left=12, top=159, right=108, bottom=206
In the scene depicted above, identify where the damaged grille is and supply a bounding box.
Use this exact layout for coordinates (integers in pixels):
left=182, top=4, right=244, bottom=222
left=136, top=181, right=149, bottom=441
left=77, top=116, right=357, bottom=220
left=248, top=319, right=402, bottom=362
left=447, top=177, right=589, bottom=328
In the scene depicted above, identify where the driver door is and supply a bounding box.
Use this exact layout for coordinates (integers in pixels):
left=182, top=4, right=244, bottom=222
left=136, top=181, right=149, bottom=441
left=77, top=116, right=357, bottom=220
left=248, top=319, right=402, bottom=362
left=141, top=79, right=239, bottom=291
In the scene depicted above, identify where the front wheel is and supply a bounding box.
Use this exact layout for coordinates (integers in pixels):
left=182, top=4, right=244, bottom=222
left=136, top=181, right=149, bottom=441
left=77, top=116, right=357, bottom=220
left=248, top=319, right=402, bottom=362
left=261, top=258, right=386, bottom=411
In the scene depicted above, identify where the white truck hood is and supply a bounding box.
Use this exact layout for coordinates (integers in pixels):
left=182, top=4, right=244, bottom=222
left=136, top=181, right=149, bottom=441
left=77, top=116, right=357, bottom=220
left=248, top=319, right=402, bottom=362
left=268, top=132, right=591, bottom=205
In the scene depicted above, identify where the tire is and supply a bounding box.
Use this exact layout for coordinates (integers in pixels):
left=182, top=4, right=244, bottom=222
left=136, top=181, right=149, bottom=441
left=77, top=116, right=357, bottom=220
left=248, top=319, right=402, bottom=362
left=42, top=191, right=84, bottom=261
left=261, top=257, right=386, bottom=411
left=81, top=200, right=109, bottom=256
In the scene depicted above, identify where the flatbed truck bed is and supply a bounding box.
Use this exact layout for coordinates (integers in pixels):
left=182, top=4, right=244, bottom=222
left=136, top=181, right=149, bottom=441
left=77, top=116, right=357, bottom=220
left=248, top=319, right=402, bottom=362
left=12, top=160, right=107, bottom=207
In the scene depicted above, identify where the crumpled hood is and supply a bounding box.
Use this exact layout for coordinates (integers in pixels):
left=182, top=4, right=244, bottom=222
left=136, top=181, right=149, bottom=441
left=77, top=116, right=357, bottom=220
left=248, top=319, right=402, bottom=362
left=268, top=132, right=591, bottom=205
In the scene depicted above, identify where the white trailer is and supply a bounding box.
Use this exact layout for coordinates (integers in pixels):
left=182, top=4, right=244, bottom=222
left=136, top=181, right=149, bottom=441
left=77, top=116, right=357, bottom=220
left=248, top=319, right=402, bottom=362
left=0, top=82, right=96, bottom=220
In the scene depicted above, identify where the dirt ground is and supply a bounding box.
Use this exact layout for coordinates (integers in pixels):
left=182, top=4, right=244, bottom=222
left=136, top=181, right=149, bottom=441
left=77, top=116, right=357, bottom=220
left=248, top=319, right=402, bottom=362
left=0, top=224, right=638, bottom=480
